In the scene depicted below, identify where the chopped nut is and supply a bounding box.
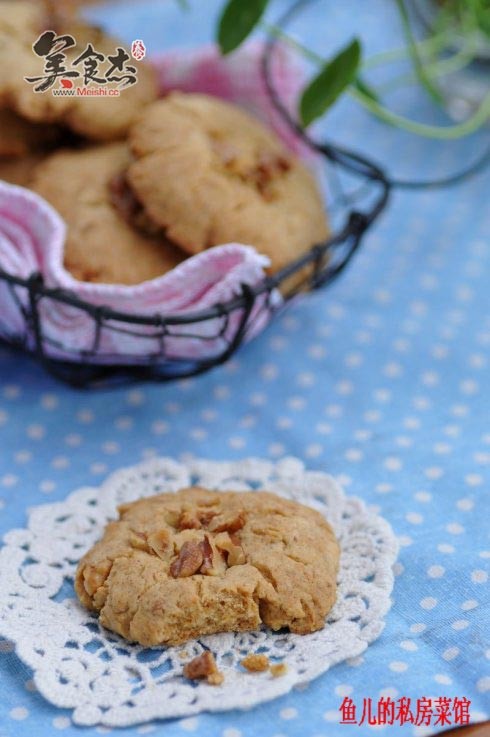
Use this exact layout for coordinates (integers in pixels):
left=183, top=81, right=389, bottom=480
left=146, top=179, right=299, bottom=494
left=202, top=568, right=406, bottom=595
left=214, top=532, right=232, bottom=550
left=200, top=535, right=226, bottom=576
left=147, top=529, right=170, bottom=559
left=81, top=561, right=111, bottom=597
left=199, top=535, right=213, bottom=574
left=198, top=509, right=218, bottom=526
left=214, top=531, right=246, bottom=567
left=270, top=663, right=288, bottom=678
left=183, top=651, right=224, bottom=686
left=178, top=505, right=222, bottom=530
left=109, top=172, right=141, bottom=225
left=241, top=654, right=270, bottom=672
left=251, top=152, right=291, bottom=198
left=227, top=544, right=246, bottom=567
left=178, top=507, right=202, bottom=530
left=129, top=530, right=150, bottom=553
left=170, top=540, right=204, bottom=577
left=208, top=510, right=245, bottom=534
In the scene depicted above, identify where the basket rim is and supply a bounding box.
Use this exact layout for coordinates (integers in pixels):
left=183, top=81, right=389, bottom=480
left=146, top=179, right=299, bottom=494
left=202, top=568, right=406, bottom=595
left=0, top=207, right=380, bottom=328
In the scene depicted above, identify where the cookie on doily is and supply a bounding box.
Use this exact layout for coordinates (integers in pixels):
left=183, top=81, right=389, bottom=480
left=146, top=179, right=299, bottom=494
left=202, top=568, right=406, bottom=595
left=75, top=486, right=340, bottom=646
left=0, top=457, right=398, bottom=727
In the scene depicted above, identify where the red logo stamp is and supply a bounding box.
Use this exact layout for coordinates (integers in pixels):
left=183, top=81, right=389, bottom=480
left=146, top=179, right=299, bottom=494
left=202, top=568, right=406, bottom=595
left=131, top=40, right=146, bottom=62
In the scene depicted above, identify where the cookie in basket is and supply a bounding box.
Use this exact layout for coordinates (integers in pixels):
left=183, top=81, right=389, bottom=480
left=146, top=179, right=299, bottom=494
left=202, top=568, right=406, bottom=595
left=75, top=486, right=339, bottom=646
left=0, top=0, right=157, bottom=142
left=126, top=92, right=329, bottom=276
left=31, top=143, right=185, bottom=284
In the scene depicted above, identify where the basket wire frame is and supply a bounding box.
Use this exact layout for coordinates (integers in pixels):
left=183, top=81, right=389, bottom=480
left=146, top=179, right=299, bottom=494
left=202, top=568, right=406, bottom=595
left=0, top=3, right=391, bottom=388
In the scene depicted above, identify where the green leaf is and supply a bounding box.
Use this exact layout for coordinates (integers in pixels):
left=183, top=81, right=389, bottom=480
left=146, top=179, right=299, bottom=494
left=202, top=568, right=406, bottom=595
left=217, top=0, right=270, bottom=55
left=473, top=0, right=490, bottom=37
left=299, top=38, right=362, bottom=127
left=354, top=75, right=380, bottom=103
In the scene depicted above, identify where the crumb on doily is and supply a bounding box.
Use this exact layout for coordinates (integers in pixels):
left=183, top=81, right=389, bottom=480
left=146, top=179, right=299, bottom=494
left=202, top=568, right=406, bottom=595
left=270, top=662, right=288, bottom=678
left=241, top=654, right=288, bottom=677
left=241, top=654, right=270, bottom=672
left=179, top=650, right=188, bottom=660
left=183, top=651, right=224, bottom=686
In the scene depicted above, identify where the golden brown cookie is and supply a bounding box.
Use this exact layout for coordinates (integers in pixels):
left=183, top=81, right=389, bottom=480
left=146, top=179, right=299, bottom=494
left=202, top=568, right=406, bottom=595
left=31, top=143, right=185, bottom=284
left=127, top=93, right=329, bottom=275
left=0, top=0, right=157, bottom=141
left=75, top=487, right=339, bottom=647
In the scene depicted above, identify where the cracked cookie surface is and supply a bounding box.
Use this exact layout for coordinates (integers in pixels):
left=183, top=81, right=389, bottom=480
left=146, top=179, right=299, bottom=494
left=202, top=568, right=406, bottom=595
left=127, top=93, right=329, bottom=275
left=75, top=486, right=339, bottom=647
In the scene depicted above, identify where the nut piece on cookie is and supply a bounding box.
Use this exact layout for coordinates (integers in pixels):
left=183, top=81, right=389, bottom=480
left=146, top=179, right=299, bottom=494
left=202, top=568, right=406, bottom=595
left=126, top=93, right=329, bottom=275
left=75, top=486, right=339, bottom=647
left=183, top=652, right=224, bottom=686
left=170, top=540, right=204, bottom=578
left=201, top=535, right=228, bottom=576
left=207, top=510, right=245, bottom=534
left=214, top=531, right=246, bottom=567
left=178, top=506, right=203, bottom=530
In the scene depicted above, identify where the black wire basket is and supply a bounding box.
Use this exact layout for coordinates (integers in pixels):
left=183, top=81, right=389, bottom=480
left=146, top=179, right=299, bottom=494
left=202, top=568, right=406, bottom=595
left=0, top=4, right=391, bottom=388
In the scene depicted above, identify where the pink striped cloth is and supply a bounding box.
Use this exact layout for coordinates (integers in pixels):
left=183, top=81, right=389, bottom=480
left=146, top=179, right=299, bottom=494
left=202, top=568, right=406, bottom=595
left=0, top=45, right=306, bottom=363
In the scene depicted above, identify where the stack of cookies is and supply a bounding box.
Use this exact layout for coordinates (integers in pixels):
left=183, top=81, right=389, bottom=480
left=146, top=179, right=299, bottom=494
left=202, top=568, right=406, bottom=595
left=0, top=0, right=329, bottom=287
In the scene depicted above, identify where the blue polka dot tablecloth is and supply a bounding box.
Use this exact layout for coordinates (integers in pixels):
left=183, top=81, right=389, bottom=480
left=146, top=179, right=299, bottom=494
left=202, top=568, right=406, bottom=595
left=0, top=0, right=489, bottom=735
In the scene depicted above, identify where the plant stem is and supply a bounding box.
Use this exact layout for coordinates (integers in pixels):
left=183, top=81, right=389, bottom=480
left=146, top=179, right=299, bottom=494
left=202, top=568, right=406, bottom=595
left=378, top=42, right=476, bottom=94
left=262, top=20, right=448, bottom=70
left=395, top=0, right=444, bottom=102
left=260, top=20, right=323, bottom=64
left=349, top=86, right=490, bottom=139
left=260, top=20, right=489, bottom=139
left=362, top=35, right=448, bottom=69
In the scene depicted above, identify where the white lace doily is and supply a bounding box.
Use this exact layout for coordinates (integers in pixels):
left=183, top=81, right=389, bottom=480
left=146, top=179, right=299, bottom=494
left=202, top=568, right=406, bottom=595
left=0, top=457, right=398, bottom=727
